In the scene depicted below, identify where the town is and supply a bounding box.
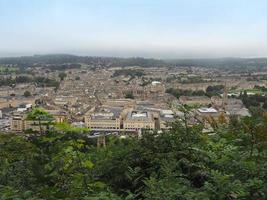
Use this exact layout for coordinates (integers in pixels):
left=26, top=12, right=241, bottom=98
left=1, top=55, right=266, bottom=135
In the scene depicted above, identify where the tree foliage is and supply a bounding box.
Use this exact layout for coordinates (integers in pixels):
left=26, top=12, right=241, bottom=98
left=0, top=111, right=267, bottom=199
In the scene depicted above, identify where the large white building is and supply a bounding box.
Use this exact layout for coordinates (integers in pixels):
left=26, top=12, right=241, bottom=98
left=124, top=110, right=155, bottom=131
left=85, top=107, right=123, bottom=131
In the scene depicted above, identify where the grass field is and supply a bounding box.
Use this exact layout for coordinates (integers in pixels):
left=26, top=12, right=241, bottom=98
left=228, top=88, right=267, bottom=96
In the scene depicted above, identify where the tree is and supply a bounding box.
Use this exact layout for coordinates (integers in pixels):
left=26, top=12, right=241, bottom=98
left=1, top=109, right=267, bottom=199
left=58, top=72, right=67, bottom=81
left=124, top=91, right=134, bottom=99
left=26, top=108, right=54, bottom=134
left=23, top=90, right=31, bottom=97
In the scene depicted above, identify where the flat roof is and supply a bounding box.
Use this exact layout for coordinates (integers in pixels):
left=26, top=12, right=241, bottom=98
left=91, top=107, right=122, bottom=120
left=127, top=110, right=152, bottom=121
left=198, top=107, right=218, bottom=113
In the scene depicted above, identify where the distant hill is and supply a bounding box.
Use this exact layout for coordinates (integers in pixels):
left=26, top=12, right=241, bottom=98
left=1, top=54, right=267, bottom=69
left=0, top=54, right=165, bottom=68
left=166, top=57, right=267, bottom=68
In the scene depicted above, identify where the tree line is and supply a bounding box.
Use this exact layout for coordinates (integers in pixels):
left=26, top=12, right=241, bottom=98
left=166, top=85, right=224, bottom=98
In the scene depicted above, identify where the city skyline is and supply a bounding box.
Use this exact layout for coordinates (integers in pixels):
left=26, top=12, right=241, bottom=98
left=1, top=0, right=267, bottom=58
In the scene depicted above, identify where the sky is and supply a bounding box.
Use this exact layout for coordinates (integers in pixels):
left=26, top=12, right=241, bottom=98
left=1, top=0, right=267, bottom=58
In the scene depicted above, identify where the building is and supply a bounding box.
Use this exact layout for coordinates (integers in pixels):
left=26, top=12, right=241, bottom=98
left=10, top=113, right=25, bottom=132
left=10, top=107, right=67, bottom=132
left=159, top=110, right=175, bottom=129
left=105, top=99, right=135, bottom=108
left=85, top=107, right=123, bottom=131
left=54, top=96, right=78, bottom=106
left=150, top=81, right=165, bottom=94
left=46, top=110, right=68, bottom=123
left=24, top=119, right=52, bottom=132
left=195, top=107, right=222, bottom=127
left=179, top=96, right=211, bottom=106
left=196, top=107, right=220, bottom=118
left=124, top=110, right=155, bottom=131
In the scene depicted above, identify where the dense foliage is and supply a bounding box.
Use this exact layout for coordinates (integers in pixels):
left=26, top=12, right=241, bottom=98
left=240, top=91, right=267, bottom=109
left=0, top=112, right=267, bottom=199
left=112, top=69, right=145, bottom=78
left=205, top=85, right=224, bottom=97
left=165, top=85, right=224, bottom=98
left=166, top=88, right=206, bottom=98
left=124, top=91, right=135, bottom=99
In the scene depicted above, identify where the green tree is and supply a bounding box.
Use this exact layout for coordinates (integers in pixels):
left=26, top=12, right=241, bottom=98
left=124, top=91, right=134, bottom=99
left=26, top=108, right=54, bottom=134
left=23, top=90, right=31, bottom=97
left=58, top=72, right=67, bottom=81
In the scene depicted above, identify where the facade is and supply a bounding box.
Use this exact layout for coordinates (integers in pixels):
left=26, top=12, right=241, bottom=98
left=47, top=110, right=67, bottom=123
left=24, top=120, right=52, bottom=132
left=10, top=109, right=67, bottom=132
left=85, top=107, right=122, bottom=131
left=10, top=113, right=25, bottom=132
left=159, top=110, right=175, bottom=129
left=195, top=107, right=221, bottom=125
left=149, top=81, right=165, bottom=94
left=54, top=96, right=78, bottom=106
left=179, top=96, right=211, bottom=106
left=124, top=110, right=155, bottom=131
left=105, top=99, right=135, bottom=108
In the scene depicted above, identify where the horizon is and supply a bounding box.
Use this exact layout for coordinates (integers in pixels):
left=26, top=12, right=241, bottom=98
left=1, top=0, right=267, bottom=58
left=1, top=53, right=267, bottom=60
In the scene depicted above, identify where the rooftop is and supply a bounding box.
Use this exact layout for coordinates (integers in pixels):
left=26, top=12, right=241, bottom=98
left=91, top=107, right=122, bottom=120
left=198, top=107, right=218, bottom=113
left=127, top=110, right=152, bottom=121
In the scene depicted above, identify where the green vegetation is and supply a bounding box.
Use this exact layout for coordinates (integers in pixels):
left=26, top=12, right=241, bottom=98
left=240, top=91, right=267, bottom=110
left=229, top=87, right=267, bottom=97
left=58, top=72, right=67, bottom=81
left=26, top=108, right=54, bottom=134
left=112, top=69, right=145, bottom=78
left=0, top=76, right=60, bottom=88
left=0, top=66, right=18, bottom=74
left=124, top=91, right=135, bottom=99
left=166, top=88, right=206, bottom=98
left=165, top=85, right=224, bottom=99
left=206, top=85, right=224, bottom=96
left=0, top=109, right=267, bottom=199
left=23, top=90, right=31, bottom=97
left=177, top=76, right=213, bottom=84
left=0, top=55, right=168, bottom=70
left=35, top=77, right=60, bottom=88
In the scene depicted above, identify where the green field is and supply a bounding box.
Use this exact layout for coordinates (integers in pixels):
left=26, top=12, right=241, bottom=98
left=228, top=88, right=267, bottom=96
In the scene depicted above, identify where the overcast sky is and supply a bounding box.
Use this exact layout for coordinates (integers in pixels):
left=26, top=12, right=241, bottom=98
left=1, top=0, right=267, bottom=58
